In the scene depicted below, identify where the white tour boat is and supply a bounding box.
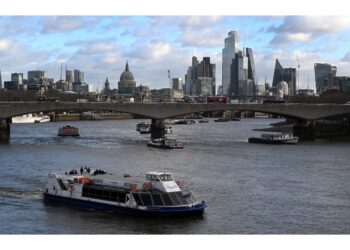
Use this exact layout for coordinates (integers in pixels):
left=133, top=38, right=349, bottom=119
left=43, top=171, right=206, bottom=216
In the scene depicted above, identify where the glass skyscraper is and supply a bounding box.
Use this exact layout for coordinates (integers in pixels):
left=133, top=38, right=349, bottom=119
left=314, top=62, right=337, bottom=95
left=222, top=31, right=240, bottom=96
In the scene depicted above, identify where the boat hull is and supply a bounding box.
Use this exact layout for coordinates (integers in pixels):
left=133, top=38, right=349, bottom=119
left=43, top=193, right=205, bottom=216
left=248, top=137, right=298, bottom=144
left=147, top=142, right=183, bottom=149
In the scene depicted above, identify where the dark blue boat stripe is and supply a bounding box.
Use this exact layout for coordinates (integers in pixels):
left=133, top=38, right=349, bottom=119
left=43, top=193, right=205, bottom=216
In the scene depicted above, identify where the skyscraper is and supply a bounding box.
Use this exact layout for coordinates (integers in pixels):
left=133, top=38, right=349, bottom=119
left=314, top=62, right=337, bottom=95
left=229, top=48, right=256, bottom=96
left=272, top=59, right=297, bottom=96
left=222, top=31, right=240, bottom=96
left=74, top=69, right=85, bottom=84
left=185, top=56, right=216, bottom=96
left=66, top=70, right=73, bottom=83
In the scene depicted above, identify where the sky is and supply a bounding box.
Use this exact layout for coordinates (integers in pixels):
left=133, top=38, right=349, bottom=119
left=1, top=15, right=350, bottom=91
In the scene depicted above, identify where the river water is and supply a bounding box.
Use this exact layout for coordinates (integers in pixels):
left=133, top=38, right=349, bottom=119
left=0, top=118, right=349, bottom=234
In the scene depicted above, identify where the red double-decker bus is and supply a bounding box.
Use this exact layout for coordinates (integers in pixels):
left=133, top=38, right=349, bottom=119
left=206, top=96, right=227, bottom=103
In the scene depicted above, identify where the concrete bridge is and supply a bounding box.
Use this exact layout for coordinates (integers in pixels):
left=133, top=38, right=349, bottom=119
left=1, top=101, right=350, bottom=140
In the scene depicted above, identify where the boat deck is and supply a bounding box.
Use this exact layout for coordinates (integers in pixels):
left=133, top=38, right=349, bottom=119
left=59, top=171, right=150, bottom=185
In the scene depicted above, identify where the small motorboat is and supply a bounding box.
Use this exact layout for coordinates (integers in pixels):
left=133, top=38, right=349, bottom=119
left=136, top=122, right=150, bottom=131
left=248, top=133, right=299, bottom=144
left=139, top=124, right=151, bottom=134
left=147, top=137, right=183, bottom=149
left=58, top=125, right=80, bottom=136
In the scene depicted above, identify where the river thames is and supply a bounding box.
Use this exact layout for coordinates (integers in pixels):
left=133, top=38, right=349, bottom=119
left=0, top=118, right=349, bottom=234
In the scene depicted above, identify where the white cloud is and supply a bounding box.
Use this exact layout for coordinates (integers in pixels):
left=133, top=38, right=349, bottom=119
left=0, top=39, right=13, bottom=52
left=41, top=17, right=100, bottom=34
left=180, top=28, right=226, bottom=47
left=268, top=16, right=350, bottom=45
left=180, top=16, right=223, bottom=28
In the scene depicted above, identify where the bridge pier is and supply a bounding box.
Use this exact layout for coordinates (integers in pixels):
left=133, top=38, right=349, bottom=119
left=0, top=118, right=11, bottom=142
left=293, top=120, right=316, bottom=141
left=151, top=119, right=166, bottom=140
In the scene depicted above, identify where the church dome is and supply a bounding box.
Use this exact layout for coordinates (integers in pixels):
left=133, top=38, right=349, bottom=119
left=120, top=61, right=135, bottom=82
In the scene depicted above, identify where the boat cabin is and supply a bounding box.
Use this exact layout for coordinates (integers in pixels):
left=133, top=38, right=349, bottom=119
left=146, top=172, right=174, bottom=182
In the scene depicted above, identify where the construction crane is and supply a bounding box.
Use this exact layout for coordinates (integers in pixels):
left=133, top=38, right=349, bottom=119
left=296, top=55, right=300, bottom=90
left=168, top=69, right=172, bottom=89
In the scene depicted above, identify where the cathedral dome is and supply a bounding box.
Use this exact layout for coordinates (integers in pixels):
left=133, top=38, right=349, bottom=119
left=120, top=61, right=135, bottom=82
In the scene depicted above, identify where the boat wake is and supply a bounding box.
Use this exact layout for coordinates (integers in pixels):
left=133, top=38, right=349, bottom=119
left=0, top=186, right=42, bottom=200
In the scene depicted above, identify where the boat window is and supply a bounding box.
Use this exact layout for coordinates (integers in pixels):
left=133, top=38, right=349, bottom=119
left=139, top=193, right=153, bottom=206
left=132, top=193, right=143, bottom=206
left=82, top=185, right=126, bottom=203
left=152, top=194, right=164, bottom=206
left=161, top=194, right=173, bottom=206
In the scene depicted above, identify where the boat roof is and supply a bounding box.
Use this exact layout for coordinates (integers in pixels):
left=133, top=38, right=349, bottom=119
left=56, top=171, right=173, bottom=185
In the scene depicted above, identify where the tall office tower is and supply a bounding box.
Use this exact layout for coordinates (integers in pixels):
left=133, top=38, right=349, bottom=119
left=74, top=69, right=85, bottom=84
left=231, top=51, right=249, bottom=96
left=246, top=48, right=256, bottom=95
left=222, top=31, right=240, bottom=96
left=185, top=56, right=216, bottom=96
left=272, top=59, right=297, bottom=96
left=65, top=70, right=73, bottom=83
left=198, top=57, right=216, bottom=95
left=172, top=78, right=183, bottom=90
left=184, top=56, right=199, bottom=96
left=11, top=73, right=24, bottom=85
left=314, top=62, right=337, bottom=95
left=184, top=67, right=192, bottom=95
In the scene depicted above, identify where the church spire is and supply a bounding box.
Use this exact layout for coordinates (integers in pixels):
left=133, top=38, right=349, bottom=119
left=125, top=60, right=129, bottom=71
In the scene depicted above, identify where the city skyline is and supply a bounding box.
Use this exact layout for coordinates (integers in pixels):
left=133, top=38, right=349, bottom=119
left=2, top=16, right=350, bottom=91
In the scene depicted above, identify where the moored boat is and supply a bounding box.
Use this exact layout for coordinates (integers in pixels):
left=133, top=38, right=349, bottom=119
left=139, top=124, right=151, bottom=134
left=12, top=113, right=50, bottom=124
left=214, top=118, right=229, bottom=122
left=43, top=171, right=206, bottom=216
left=248, top=133, right=299, bottom=144
left=136, top=122, right=150, bottom=132
left=147, top=137, right=183, bottom=149
left=58, top=125, right=80, bottom=136
left=170, top=119, right=195, bottom=125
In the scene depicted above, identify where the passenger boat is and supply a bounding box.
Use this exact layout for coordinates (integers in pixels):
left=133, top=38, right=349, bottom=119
left=12, top=113, right=50, bottom=124
left=57, top=125, right=80, bottom=136
left=136, top=122, right=150, bottom=132
left=139, top=124, right=151, bottom=134
left=248, top=133, right=299, bottom=144
left=147, top=138, right=183, bottom=149
left=43, top=171, right=206, bottom=216
left=170, top=119, right=195, bottom=125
